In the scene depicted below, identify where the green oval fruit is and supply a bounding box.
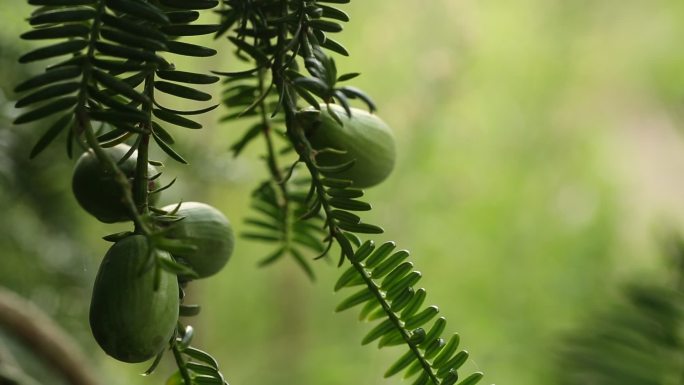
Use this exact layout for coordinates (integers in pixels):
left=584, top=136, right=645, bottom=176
left=72, top=144, right=160, bottom=223
left=162, top=202, right=234, bottom=278
left=89, top=235, right=179, bottom=363
left=303, top=105, right=396, bottom=188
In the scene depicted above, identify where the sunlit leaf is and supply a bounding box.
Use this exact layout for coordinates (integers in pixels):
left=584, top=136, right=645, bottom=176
left=371, top=250, right=410, bottom=278
left=441, top=371, right=459, bottom=385
left=385, top=350, right=418, bottom=378
left=432, top=333, right=461, bottom=368
left=421, top=337, right=445, bottom=361
left=458, top=372, right=484, bottom=385
left=381, top=262, right=413, bottom=287
left=420, top=317, right=447, bottom=348
left=389, top=287, right=415, bottom=313
left=335, top=264, right=364, bottom=291
left=386, top=271, right=422, bottom=298
left=336, top=288, right=375, bottom=312
left=436, top=351, right=469, bottom=377
left=361, top=319, right=394, bottom=345
left=400, top=288, right=427, bottom=318
left=364, top=241, right=397, bottom=268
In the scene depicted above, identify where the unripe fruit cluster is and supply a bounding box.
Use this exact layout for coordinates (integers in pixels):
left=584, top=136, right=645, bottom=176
left=77, top=104, right=394, bottom=362
left=72, top=144, right=235, bottom=362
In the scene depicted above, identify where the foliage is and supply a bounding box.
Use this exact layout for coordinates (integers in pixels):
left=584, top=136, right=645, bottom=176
left=555, top=235, right=684, bottom=385
left=214, top=1, right=483, bottom=384
left=14, top=0, right=228, bottom=383
left=12, top=1, right=485, bottom=385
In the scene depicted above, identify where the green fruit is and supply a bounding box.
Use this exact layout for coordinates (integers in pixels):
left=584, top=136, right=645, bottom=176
left=89, top=235, right=179, bottom=363
left=72, top=144, right=160, bottom=223
left=302, top=104, right=396, bottom=188
left=162, top=202, right=234, bottom=278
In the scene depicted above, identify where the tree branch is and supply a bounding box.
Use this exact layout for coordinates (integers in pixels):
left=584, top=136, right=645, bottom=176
left=0, top=287, right=101, bottom=385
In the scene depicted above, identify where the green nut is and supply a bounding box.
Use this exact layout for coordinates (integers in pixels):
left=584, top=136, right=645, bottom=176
left=302, top=104, right=396, bottom=188
left=72, top=144, right=160, bottom=223
left=89, top=235, right=179, bottom=363
left=162, top=202, right=235, bottom=279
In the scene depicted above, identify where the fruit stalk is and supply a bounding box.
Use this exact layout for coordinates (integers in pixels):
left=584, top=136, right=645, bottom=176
left=0, top=287, right=100, bottom=385
left=133, top=133, right=151, bottom=218
left=171, top=342, right=193, bottom=385
left=133, top=71, right=156, bottom=226
left=257, top=68, right=292, bottom=247
left=270, top=0, right=347, bottom=258
left=258, top=69, right=286, bottom=196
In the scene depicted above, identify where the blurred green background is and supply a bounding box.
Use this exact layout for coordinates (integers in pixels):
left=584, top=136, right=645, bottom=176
left=2, top=1, right=684, bottom=385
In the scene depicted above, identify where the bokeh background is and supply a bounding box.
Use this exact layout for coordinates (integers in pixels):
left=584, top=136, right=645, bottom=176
left=2, top=1, right=684, bottom=385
